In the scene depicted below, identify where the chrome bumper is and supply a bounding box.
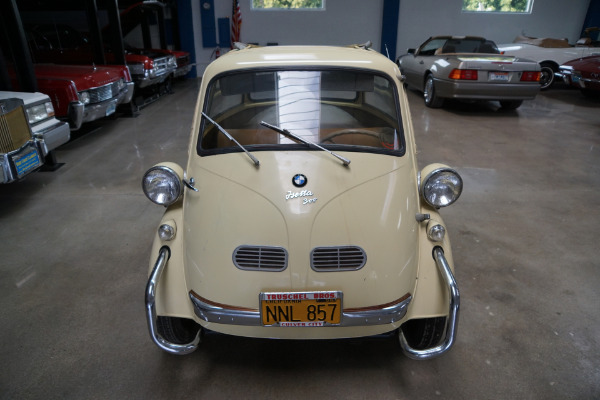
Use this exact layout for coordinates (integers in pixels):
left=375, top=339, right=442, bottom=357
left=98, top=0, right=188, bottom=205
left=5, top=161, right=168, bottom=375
left=145, top=247, right=201, bottom=355
left=133, top=71, right=172, bottom=89
left=66, top=83, right=134, bottom=131
left=398, top=247, right=460, bottom=360
left=190, top=289, right=411, bottom=327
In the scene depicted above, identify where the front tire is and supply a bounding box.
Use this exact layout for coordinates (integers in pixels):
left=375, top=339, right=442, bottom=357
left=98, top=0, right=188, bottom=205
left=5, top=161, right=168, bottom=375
left=539, top=62, right=556, bottom=90
left=400, top=317, right=446, bottom=350
left=157, top=316, right=202, bottom=345
left=424, top=75, right=444, bottom=108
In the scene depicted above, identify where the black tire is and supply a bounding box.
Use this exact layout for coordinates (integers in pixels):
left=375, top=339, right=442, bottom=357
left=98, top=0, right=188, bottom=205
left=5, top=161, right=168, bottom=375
left=539, top=62, right=556, bottom=90
left=423, top=74, right=444, bottom=108
left=400, top=317, right=446, bottom=350
left=157, top=316, right=202, bottom=345
left=499, top=100, right=523, bottom=110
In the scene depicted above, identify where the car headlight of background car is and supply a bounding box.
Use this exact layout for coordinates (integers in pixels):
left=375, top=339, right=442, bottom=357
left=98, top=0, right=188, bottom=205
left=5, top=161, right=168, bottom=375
left=25, top=101, right=55, bottom=124
left=420, top=164, right=463, bottom=208
left=78, top=91, right=90, bottom=105
left=142, top=163, right=184, bottom=206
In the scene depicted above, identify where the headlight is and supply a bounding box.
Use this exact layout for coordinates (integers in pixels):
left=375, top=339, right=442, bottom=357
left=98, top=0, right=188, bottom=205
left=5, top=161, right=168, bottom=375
left=168, top=56, right=177, bottom=67
left=78, top=91, right=90, bottom=105
left=420, top=165, right=463, bottom=208
left=128, top=63, right=144, bottom=75
left=26, top=103, right=51, bottom=124
left=45, top=101, right=55, bottom=117
left=142, top=165, right=184, bottom=206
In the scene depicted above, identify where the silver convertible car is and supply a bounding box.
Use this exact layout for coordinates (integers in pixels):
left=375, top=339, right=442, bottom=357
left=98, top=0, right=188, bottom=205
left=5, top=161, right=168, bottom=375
left=142, top=43, right=463, bottom=360
left=397, top=36, right=541, bottom=109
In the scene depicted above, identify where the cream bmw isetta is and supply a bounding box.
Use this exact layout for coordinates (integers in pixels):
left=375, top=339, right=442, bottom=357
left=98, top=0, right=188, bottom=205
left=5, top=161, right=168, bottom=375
left=142, top=43, right=462, bottom=360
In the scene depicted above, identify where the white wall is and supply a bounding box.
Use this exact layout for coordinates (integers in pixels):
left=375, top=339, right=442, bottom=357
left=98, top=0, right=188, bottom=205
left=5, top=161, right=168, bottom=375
left=397, top=0, right=592, bottom=53
left=189, top=0, right=591, bottom=77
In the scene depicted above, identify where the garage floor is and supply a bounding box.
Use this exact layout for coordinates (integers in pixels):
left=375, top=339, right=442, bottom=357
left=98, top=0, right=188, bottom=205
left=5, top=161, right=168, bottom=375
left=1, top=79, right=598, bottom=399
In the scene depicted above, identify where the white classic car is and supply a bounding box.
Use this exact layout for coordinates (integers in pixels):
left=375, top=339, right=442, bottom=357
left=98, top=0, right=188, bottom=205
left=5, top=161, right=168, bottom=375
left=1, top=91, right=70, bottom=183
left=142, top=43, right=463, bottom=360
left=498, top=32, right=600, bottom=89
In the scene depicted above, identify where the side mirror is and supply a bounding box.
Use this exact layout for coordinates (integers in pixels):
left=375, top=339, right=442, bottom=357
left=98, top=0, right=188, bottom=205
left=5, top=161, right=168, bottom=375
left=407, top=48, right=416, bottom=55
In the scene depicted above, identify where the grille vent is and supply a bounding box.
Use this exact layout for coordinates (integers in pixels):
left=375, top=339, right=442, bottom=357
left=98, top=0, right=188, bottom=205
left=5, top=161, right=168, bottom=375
left=311, top=246, right=367, bottom=271
left=233, top=246, right=288, bottom=271
left=0, top=99, right=31, bottom=153
left=88, top=80, right=121, bottom=104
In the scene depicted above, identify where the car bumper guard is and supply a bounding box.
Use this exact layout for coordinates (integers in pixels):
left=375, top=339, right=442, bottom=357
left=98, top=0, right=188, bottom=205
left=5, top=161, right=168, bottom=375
left=398, top=247, right=460, bottom=360
left=145, top=246, right=201, bottom=355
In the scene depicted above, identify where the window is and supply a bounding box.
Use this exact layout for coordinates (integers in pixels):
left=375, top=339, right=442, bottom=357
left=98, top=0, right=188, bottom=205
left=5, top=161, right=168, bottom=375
left=251, top=0, right=324, bottom=10
left=199, top=69, right=403, bottom=155
left=462, top=0, right=534, bottom=13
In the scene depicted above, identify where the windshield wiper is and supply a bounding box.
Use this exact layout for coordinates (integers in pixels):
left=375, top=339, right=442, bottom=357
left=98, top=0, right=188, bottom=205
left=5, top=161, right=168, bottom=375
left=202, top=112, right=260, bottom=167
left=260, top=121, right=351, bottom=166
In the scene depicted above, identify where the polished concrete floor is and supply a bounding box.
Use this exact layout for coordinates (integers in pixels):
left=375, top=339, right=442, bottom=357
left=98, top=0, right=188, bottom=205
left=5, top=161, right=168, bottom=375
left=1, top=79, right=599, bottom=399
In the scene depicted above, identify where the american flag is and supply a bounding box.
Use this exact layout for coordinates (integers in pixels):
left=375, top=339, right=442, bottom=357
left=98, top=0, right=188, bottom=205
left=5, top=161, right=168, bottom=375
left=231, top=0, right=242, bottom=48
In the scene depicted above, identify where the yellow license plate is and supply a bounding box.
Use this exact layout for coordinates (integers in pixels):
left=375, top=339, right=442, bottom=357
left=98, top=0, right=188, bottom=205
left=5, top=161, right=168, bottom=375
left=260, top=291, right=342, bottom=326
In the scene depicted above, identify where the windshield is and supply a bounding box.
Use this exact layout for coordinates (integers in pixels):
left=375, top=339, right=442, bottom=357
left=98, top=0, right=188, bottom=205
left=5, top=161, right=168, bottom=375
left=198, top=69, right=404, bottom=156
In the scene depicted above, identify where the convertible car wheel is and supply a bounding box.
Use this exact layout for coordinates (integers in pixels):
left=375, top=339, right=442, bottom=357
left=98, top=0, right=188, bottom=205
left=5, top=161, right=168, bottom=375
left=539, top=63, right=556, bottom=90
left=499, top=100, right=523, bottom=110
left=157, top=316, right=202, bottom=345
left=424, top=75, right=444, bottom=108
left=400, top=317, right=446, bottom=350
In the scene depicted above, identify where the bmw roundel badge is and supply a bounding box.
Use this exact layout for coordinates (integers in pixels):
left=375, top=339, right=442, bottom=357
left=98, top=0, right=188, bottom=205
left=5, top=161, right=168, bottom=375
left=292, top=174, right=307, bottom=187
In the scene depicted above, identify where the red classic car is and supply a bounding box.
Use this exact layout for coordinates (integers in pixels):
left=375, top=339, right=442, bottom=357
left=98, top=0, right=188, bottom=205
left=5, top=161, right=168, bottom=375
left=559, top=55, right=600, bottom=97
left=30, top=64, right=134, bottom=130
left=26, top=23, right=176, bottom=92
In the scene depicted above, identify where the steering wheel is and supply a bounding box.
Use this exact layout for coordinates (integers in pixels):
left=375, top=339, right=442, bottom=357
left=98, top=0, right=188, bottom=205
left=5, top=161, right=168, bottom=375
left=320, top=128, right=382, bottom=144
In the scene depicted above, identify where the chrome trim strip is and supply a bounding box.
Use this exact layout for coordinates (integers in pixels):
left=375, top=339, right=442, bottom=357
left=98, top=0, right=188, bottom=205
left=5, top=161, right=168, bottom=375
left=145, top=247, right=200, bottom=355
left=189, top=292, right=411, bottom=327
left=398, top=247, right=460, bottom=360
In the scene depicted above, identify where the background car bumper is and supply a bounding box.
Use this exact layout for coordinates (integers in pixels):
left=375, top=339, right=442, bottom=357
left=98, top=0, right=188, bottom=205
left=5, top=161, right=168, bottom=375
left=33, top=120, right=70, bottom=155
left=435, top=79, right=540, bottom=100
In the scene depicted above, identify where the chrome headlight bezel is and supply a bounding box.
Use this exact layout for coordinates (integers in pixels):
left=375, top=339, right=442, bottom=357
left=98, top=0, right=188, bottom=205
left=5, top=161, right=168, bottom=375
left=25, top=101, right=55, bottom=124
left=421, top=166, right=463, bottom=208
left=142, top=165, right=184, bottom=206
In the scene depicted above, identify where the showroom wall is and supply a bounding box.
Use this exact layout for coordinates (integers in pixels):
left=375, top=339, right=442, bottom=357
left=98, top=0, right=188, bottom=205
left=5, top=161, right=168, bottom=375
left=188, top=0, right=592, bottom=77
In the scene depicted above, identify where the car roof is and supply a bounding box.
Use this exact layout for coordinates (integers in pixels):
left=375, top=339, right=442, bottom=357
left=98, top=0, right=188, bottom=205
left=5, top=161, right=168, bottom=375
left=201, top=45, right=399, bottom=82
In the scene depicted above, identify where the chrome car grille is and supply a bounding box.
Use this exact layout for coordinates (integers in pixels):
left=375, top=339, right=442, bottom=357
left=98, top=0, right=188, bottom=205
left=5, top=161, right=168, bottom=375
left=311, top=246, right=367, bottom=271
left=88, top=80, right=122, bottom=104
left=0, top=99, right=31, bottom=153
left=233, top=246, right=288, bottom=271
left=153, top=57, right=171, bottom=75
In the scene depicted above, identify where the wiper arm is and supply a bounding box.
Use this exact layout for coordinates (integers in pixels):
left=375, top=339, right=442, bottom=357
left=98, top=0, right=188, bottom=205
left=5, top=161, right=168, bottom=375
left=260, top=121, right=351, bottom=166
left=202, top=112, right=260, bottom=167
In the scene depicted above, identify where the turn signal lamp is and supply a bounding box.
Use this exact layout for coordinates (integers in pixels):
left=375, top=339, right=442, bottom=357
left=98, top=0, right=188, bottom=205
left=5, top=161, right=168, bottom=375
left=427, top=221, right=446, bottom=242
left=158, top=221, right=177, bottom=241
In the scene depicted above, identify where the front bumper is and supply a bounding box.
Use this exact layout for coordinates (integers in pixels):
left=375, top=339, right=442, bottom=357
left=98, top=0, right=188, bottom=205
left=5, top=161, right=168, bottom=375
left=145, top=246, right=459, bottom=359
left=434, top=78, right=539, bottom=100
left=133, top=70, right=172, bottom=89
left=33, top=120, right=70, bottom=156
left=173, top=64, right=193, bottom=78
left=67, top=82, right=134, bottom=130
left=1, top=141, right=44, bottom=184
